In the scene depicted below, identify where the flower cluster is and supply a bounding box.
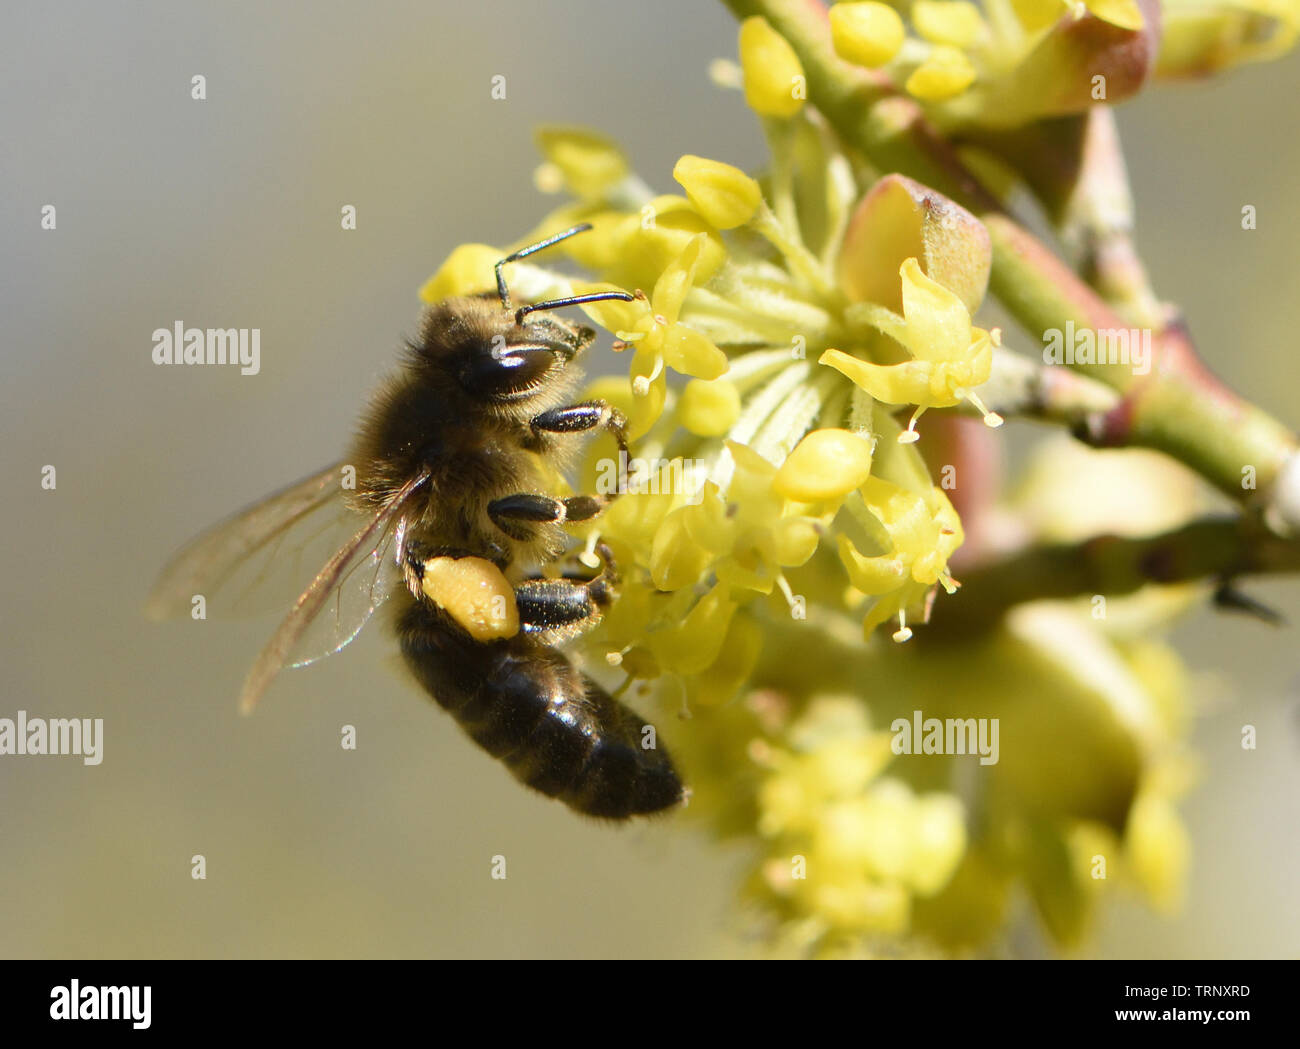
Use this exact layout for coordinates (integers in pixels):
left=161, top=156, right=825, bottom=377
left=416, top=7, right=1295, bottom=955
left=819, top=0, right=1298, bottom=121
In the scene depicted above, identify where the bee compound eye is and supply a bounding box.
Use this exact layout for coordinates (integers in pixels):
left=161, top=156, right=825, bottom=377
left=460, top=344, right=556, bottom=400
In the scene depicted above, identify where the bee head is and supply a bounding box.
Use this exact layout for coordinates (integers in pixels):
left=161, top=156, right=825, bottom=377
left=455, top=307, right=598, bottom=403
left=416, top=223, right=634, bottom=405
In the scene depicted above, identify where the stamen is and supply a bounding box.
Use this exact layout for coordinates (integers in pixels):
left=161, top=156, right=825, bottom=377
left=632, top=354, right=664, bottom=395
left=898, top=406, right=927, bottom=443
left=892, top=609, right=913, bottom=643
left=964, top=389, right=1004, bottom=429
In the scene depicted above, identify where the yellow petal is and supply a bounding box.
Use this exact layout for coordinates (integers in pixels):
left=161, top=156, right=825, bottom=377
left=1085, top=0, right=1144, bottom=32
left=611, top=199, right=727, bottom=291
left=650, top=233, right=707, bottom=323
left=627, top=346, right=667, bottom=441
left=739, top=16, right=806, bottom=118
left=821, top=349, right=955, bottom=408
left=571, top=281, right=653, bottom=340
left=829, top=2, right=906, bottom=69
left=898, top=258, right=974, bottom=364
left=418, top=243, right=501, bottom=303
left=648, top=583, right=737, bottom=674
left=650, top=506, right=714, bottom=591
left=838, top=535, right=909, bottom=595
left=672, top=155, right=763, bottom=230
left=661, top=323, right=729, bottom=380
left=678, top=378, right=741, bottom=436
left=912, top=2, right=986, bottom=48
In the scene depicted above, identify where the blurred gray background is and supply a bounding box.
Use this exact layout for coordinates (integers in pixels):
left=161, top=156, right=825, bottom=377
left=1, top=0, right=1296, bottom=958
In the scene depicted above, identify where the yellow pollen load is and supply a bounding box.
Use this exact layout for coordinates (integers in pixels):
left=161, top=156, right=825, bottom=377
left=421, top=557, right=520, bottom=641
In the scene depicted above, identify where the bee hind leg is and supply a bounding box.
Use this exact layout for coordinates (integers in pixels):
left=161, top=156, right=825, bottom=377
left=513, top=542, right=617, bottom=646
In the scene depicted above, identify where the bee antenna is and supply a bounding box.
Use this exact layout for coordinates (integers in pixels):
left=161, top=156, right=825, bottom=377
left=495, top=222, right=597, bottom=312
left=515, top=291, right=634, bottom=327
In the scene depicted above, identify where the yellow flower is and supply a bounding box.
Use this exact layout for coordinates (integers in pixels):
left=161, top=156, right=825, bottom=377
left=577, top=234, right=729, bottom=438
left=838, top=477, right=964, bottom=640
left=821, top=257, right=1003, bottom=442
left=665, top=441, right=820, bottom=596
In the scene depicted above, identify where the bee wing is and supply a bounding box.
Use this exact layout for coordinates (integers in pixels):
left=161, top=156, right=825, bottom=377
left=146, top=463, right=352, bottom=622
left=237, top=468, right=432, bottom=714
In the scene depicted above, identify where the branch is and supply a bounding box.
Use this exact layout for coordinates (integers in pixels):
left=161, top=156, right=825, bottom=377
left=719, top=0, right=1300, bottom=528
left=928, top=516, right=1300, bottom=635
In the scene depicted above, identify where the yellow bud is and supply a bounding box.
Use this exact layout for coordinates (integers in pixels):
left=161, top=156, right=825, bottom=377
left=829, top=2, right=906, bottom=68
left=739, top=16, right=806, bottom=118
left=905, top=45, right=977, bottom=101
left=672, top=155, right=763, bottom=230
left=533, top=126, right=629, bottom=199
left=420, top=557, right=519, bottom=641
left=912, top=2, right=985, bottom=49
left=679, top=378, right=742, bottom=436
left=418, top=243, right=501, bottom=303
left=773, top=428, right=875, bottom=502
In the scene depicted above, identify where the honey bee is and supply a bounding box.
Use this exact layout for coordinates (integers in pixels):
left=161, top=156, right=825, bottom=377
left=147, top=224, right=686, bottom=819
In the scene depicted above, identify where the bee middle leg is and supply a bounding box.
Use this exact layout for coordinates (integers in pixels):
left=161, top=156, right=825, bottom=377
left=489, top=400, right=630, bottom=544
left=487, top=492, right=613, bottom=541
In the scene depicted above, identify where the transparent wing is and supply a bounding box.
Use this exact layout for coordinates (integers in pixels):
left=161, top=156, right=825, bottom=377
left=147, top=463, right=413, bottom=674
left=147, top=463, right=350, bottom=620
left=238, top=468, right=431, bottom=713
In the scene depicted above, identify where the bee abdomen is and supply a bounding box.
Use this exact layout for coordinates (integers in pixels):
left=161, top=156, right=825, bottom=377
left=397, top=598, right=684, bottom=819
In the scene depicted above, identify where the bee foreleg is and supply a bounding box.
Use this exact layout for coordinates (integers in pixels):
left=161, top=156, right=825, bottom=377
left=528, top=401, right=628, bottom=458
